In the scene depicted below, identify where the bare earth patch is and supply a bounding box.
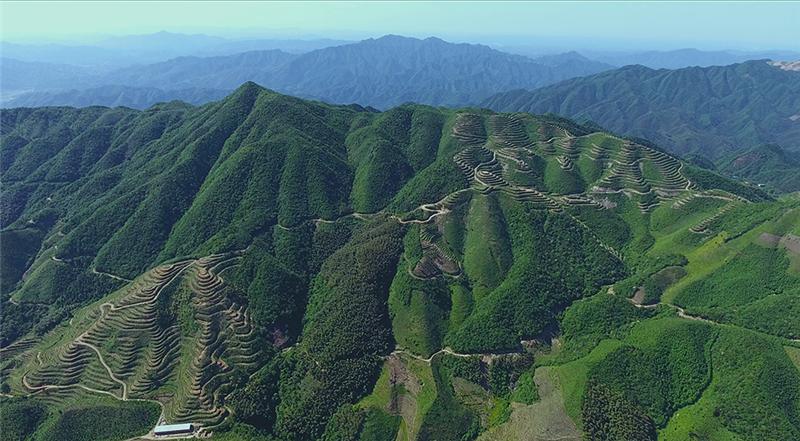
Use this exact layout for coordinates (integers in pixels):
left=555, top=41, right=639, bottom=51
left=757, top=233, right=800, bottom=271
left=757, top=232, right=782, bottom=248
left=477, top=367, right=581, bottom=441
left=781, top=234, right=800, bottom=255
left=632, top=287, right=647, bottom=305
left=386, top=354, right=422, bottom=440
left=768, top=60, right=800, bottom=71
left=784, top=346, right=800, bottom=373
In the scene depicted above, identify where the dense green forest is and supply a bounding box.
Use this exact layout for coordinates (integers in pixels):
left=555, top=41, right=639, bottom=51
left=483, top=60, right=800, bottom=193
left=1, top=84, right=798, bottom=441
left=718, top=144, right=800, bottom=193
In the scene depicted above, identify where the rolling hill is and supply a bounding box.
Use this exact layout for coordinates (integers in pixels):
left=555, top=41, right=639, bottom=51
left=484, top=60, right=800, bottom=162
left=1, top=84, right=798, bottom=441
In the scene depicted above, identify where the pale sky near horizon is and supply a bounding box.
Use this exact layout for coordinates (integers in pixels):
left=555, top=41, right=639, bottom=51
left=1, top=1, right=798, bottom=51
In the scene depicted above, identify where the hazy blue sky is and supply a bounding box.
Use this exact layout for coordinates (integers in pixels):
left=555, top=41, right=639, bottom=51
left=2, top=1, right=798, bottom=50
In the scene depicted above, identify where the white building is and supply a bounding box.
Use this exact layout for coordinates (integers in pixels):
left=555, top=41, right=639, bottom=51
left=154, top=423, right=194, bottom=436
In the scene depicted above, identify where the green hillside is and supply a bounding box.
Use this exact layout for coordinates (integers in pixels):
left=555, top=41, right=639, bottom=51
left=483, top=61, right=800, bottom=176
left=1, top=84, right=797, bottom=441
left=718, top=144, right=800, bottom=193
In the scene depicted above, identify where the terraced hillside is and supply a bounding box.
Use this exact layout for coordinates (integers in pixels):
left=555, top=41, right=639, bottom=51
left=483, top=60, right=800, bottom=160
left=5, top=250, right=262, bottom=435
left=2, top=84, right=797, bottom=441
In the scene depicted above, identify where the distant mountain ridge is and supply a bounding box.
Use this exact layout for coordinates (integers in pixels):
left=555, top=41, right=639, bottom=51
left=253, top=34, right=609, bottom=108
left=104, top=49, right=299, bottom=90
left=2, top=35, right=613, bottom=109
left=0, top=58, right=97, bottom=91
left=0, top=32, right=350, bottom=66
left=484, top=60, right=800, bottom=161
left=2, top=85, right=231, bottom=109
left=590, top=47, right=800, bottom=69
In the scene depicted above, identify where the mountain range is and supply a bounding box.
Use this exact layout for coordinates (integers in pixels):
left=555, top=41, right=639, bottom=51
left=2, top=84, right=798, bottom=441
left=0, top=85, right=231, bottom=109
left=1, top=35, right=614, bottom=109
left=3, top=36, right=799, bottom=197
left=483, top=59, right=800, bottom=190
left=587, top=47, right=800, bottom=69
left=0, top=31, right=351, bottom=66
left=10, top=30, right=797, bottom=70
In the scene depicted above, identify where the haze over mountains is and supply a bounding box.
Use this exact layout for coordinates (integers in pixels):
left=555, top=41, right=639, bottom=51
left=587, top=48, right=800, bottom=69
left=0, top=31, right=351, bottom=66
left=6, top=32, right=799, bottom=111
left=2, top=85, right=231, bottom=109
left=2, top=35, right=617, bottom=109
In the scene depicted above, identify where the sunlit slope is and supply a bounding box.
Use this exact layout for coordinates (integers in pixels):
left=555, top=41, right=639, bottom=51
left=6, top=251, right=261, bottom=427
left=3, top=84, right=796, bottom=441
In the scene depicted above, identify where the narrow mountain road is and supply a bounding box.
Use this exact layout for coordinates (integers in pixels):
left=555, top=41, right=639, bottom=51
left=390, top=344, right=528, bottom=364
left=74, top=340, right=128, bottom=400
left=20, top=259, right=197, bottom=402
left=22, top=375, right=124, bottom=400
left=92, top=267, right=132, bottom=283
left=629, top=296, right=800, bottom=344
left=277, top=212, right=380, bottom=230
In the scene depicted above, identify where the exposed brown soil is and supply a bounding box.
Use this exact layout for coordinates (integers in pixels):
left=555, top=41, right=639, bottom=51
left=758, top=232, right=782, bottom=247
left=385, top=354, right=422, bottom=439
left=631, top=288, right=647, bottom=305
left=782, top=234, right=800, bottom=254
left=477, top=368, right=581, bottom=441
